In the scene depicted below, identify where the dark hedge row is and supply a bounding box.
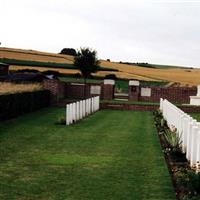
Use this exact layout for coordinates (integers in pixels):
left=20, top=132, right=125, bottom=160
left=0, top=58, right=118, bottom=72
left=0, top=90, right=50, bottom=121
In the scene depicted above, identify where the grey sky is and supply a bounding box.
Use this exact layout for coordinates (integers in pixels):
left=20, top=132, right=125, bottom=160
left=1, top=0, right=200, bottom=67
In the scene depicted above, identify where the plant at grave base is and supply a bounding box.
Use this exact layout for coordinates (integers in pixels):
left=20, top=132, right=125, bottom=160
left=160, top=118, right=168, bottom=132
left=153, top=110, right=163, bottom=124
left=170, top=125, right=177, bottom=133
left=115, top=87, right=122, bottom=93
left=56, top=115, right=66, bottom=125
left=164, top=129, right=182, bottom=153
left=177, top=169, right=200, bottom=199
left=153, top=110, right=167, bottom=133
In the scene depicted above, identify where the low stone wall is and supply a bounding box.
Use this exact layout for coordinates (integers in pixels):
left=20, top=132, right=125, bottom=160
left=100, top=103, right=158, bottom=111
left=178, top=105, right=200, bottom=113
left=43, top=79, right=115, bottom=103
left=65, top=84, right=91, bottom=99
left=129, top=85, right=197, bottom=104
left=100, top=102, right=200, bottom=113
left=43, top=79, right=66, bottom=103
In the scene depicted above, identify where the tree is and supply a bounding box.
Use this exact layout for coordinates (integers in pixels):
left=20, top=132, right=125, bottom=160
left=60, top=48, right=77, bottom=56
left=74, top=47, right=99, bottom=83
left=74, top=47, right=99, bottom=98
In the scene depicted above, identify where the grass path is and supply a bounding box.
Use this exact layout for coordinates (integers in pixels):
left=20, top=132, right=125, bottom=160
left=0, top=108, right=175, bottom=200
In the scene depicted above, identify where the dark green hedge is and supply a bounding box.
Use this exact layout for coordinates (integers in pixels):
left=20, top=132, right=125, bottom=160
left=0, top=90, right=50, bottom=121
left=0, top=58, right=119, bottom=72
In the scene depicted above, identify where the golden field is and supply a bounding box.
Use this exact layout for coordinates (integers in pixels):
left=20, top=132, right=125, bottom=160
left=10, top=65, right=80, bottom=75
left=0, top=82, right=43, bottom=95
left=0, top=47, right=74, bottom=64
left=100, top=60, right=200, bottom=86
left=1, top=47, right=200, bottom=86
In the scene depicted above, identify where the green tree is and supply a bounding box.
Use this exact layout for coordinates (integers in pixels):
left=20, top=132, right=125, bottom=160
left=74, top=47, right=99, bottom=84
left=60, top=48, right=77, bottom=56
left=74, top=47, right=99, bottom=98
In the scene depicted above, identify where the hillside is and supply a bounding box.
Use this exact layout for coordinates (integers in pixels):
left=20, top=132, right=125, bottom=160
left=99, top=60, right=200, bottom=86
left=0, top=47, right=74, bottom=64
left=1, top=47, right=200, bottom=86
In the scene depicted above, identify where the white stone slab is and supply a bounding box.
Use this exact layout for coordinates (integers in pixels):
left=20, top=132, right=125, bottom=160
left=72, top=103, right=76, bottom=123
left=104, top=79, right=115, bottom=85
left=90, top=85, right=101, bottom=95
left=129, top=80, right=140, bottom=86
left=66, top=104, right=69, bottom=125
left=197, top=85, right=200, bottom=96
left=141, top=87, right=151, bottom=97
left=80, top=101, right=83, bottom=119
left=70, top=103, right=73, bottom=124
left=190, top=96, right=200, bottom=105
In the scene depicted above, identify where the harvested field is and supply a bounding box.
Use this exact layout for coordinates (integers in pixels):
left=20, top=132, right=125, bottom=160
left=10, top=65, right=79, bottom=75
left=0, top=82, right=43, bottom=95
left=100, top=60, right=200, bottom=86
left=2, top=47, right=200, bottom=85
left=0, top=47, right=74, bottom=64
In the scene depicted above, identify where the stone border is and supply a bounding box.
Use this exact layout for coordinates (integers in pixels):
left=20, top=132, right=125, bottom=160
left=100, top=102, right=200, bottom=113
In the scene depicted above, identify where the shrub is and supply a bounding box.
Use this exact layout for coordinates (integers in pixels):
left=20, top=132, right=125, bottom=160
left=164, top=129, right=182, bottom=153
left=0, top=90, right=50, bottom=121
left=74, top=47, right=99, bottom=84
left=73, top=73, right=82, bottom=78
left=60, top=48, right=77, bottom=56
left=153, top=110, right=167, bottom=132
left=104, top=74, right=117, bottom=80
left=177, top=169, right=200, bottom=199
left=56, top=115, right=66, bottom=125
left=42, top=70, right=61, bottom=77
left=15, top=69, right=40, bottom=73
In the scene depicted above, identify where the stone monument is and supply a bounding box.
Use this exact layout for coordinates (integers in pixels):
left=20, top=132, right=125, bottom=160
left=190, top=85, right=200, bottom=105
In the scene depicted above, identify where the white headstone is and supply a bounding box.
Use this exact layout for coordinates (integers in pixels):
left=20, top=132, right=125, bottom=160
left=83, top=100, right=86, bottom=117
left=66, top=104, right=69, bottom=125
left=80, top=101, right=83, bottom=119
left=72, top=103, right=76, bottom=122
left=70, top=104, right=73, bottom=124
left=197, top=85, right=200, bottom=96
left=76, top=102, right=80, bottom=120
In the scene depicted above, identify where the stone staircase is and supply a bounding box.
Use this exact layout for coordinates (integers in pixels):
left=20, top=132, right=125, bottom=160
left=114, top=93, right=128, bottom=101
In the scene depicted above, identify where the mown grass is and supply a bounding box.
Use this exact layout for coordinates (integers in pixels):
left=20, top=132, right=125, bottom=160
left=0, top=108, right=175, bottom=200
left=190, top=113, right=200, bottom=121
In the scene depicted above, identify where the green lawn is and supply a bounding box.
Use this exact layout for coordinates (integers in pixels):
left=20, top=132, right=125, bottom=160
left=190, top=113, right=200, bottom=121
left=0, top=108, right=175, bottom=200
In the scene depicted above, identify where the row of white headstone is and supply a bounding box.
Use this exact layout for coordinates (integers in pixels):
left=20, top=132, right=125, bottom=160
left=160, top=98, right=200, bottom=170
left=66, top=96, right=100, bottom=125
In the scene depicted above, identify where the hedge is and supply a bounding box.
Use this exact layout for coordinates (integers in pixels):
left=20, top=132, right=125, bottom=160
left=0, top=58, right=119, bottom=72
left=0, top=90, right=50, bottom=121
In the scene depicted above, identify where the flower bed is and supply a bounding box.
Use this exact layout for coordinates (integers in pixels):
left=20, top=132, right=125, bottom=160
left=154, top=110, right=200, bottom=200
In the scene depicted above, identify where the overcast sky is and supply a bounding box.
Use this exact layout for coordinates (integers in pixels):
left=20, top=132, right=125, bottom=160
left=1, top=0, right=200, bottom=67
